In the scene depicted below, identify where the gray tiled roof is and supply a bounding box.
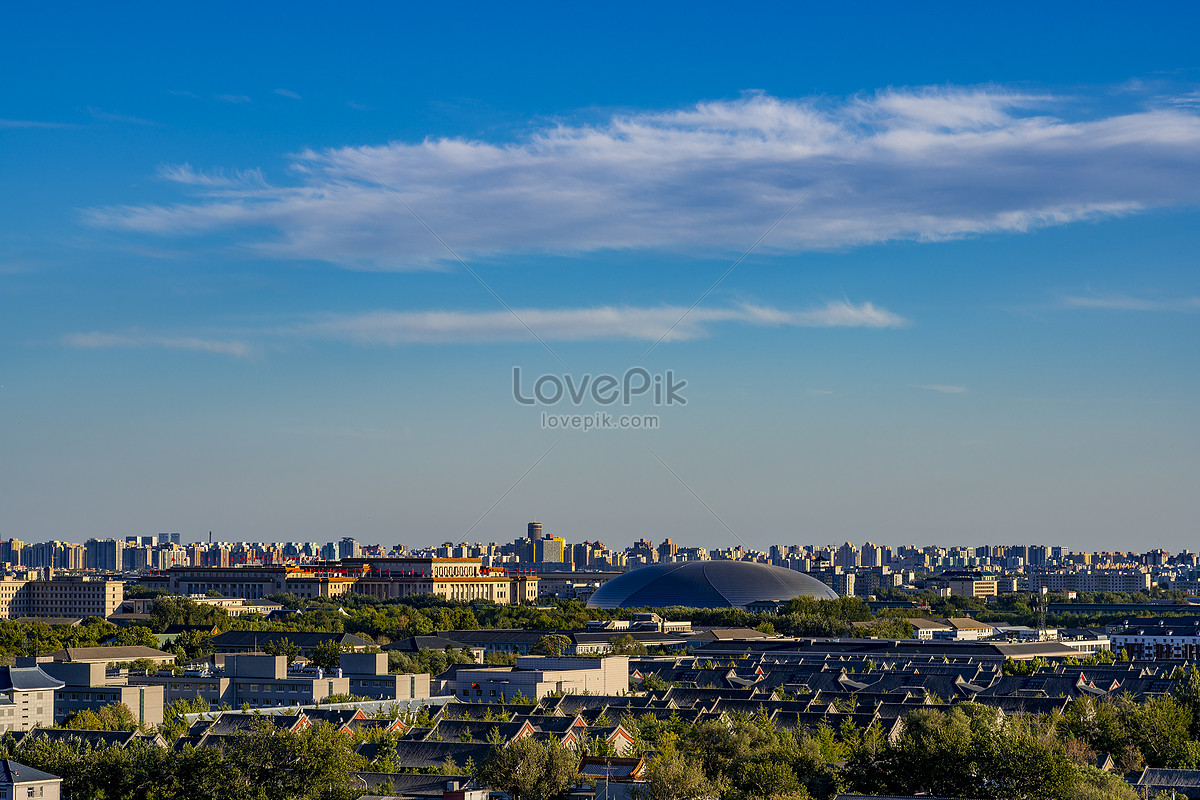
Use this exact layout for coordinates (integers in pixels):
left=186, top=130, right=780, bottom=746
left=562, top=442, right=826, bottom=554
left=0, top=666, right=65, bottom=692
left=0, top=760, right=60, bottom=784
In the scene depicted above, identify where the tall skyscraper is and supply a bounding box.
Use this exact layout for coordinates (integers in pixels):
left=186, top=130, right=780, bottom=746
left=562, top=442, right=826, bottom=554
left=526, top=522, right=543, bottom=562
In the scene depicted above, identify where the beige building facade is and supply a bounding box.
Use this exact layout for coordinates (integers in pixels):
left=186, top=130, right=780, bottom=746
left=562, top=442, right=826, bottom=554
left=0, top=577, right=123, bottom=620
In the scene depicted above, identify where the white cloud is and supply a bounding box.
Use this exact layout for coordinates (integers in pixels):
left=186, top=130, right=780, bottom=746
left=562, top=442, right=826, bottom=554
left=61, top=300, right=905, bottom=356
left=215, top=94, right=252, bottom=104
left=156, top=163, right=268, bottom=189
left=274, top=89, right=302, bottom=100
left=282, top=300, right=907, bottom=345
left=917, top=384, right=968, bottom=394
left=87, top=107, right=156, bottom=125
left=62, top=332, right=252, bottom=357
left=83, top=86, right=1200, bottom=270
left=1062, top=294, right=1200, bottom=311
left=0, top=118, right=71, bottom=129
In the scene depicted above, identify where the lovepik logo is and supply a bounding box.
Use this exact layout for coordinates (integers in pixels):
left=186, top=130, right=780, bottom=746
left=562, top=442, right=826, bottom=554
left=512, top=367, right=686, bottom=407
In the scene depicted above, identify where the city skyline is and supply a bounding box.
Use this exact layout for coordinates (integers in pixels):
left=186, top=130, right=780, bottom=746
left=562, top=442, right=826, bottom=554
left=3, top=4, right=1198, bottom=550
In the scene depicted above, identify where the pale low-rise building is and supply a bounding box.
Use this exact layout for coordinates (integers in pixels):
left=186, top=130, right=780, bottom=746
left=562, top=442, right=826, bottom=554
left=349, top=557, right=539, bottom=605
left=1111, top=618, right=1200, bottom=660
left=44, top=646, right=176, bottom=668
left=128, top=654, right=350, bottom=709
left=442, top=655, right=628, bottom=701
left=20, top=660, right=165, bottom=729
left=0, top=576, right=123, bottom=620
left=0, top=760, right=62, bottom=800
left=338, top=652, right=431, bottom=701
left=0, top=666, right=64, bottom=733
left=901, top=617, right=997, bottom=641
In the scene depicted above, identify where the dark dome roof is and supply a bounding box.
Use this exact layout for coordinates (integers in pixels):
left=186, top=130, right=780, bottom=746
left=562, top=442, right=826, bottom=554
left=585, top=561, right=838, bottom=610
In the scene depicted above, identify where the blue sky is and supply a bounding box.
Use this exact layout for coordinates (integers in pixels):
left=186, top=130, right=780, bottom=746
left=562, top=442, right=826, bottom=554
left=2, top=2, right=1198, bottom=552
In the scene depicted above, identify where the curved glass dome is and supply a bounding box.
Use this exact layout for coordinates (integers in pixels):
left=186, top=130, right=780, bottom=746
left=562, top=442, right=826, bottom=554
left=586, top=560, right=838, bottom=609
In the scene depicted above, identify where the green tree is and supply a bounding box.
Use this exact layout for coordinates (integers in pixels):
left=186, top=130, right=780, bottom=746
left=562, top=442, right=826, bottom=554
left=531, top=634, right=572, bottom=657
left=60, top=702, right=138, bottom=732
left=224, top=719, right=368, bottom=800
left=112, top=625, right=161, bottom=649
left=174, top=628, right=216, bottom=660
left=1172, top=665, right=1200, bottom=738
left=263, top=636, right=302, bottom=664
left=1070, top=766, right=1141, bottom=800
left=159, top=694, right=212, bottom=742
left=880, top=706, right=981, bottom=797
left=977, top=719, right=1078, bottom=800
left=607, top=634, right=647, bottom=656
left=309, top=639, right=345, bottom=670
left=476, top=736, right=577, bottom=800
left=149, top=597, right=229, bottom=633
left=642, top=751, right=722, bottom=800
left=640, top=673, right=671, bottom=692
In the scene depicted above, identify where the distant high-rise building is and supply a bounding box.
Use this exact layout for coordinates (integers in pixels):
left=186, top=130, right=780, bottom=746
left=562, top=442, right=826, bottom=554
left=84, top=539, right=123, bottom=572
left=123, top=545, right=152, bottom=572
left=158, top=532, right=182, bottom=546
left=0, top=538, right=24, bottom=566
left=860, top=542, right=883, bottom=568
left=834, top=542, right=860, bottom=569
left=535, top=538, right=565, bottom=563
left=338, top=537, right=360, bottom=560
left=527, top=522, right=543, bottom=542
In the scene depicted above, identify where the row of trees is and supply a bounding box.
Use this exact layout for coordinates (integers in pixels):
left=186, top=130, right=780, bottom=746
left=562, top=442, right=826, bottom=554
left=2, top=721, right=367, bottom=800
left=148, top=594, right=909, bottom=647
left=27, top=680, right=1200, bottom=800
left=477, top=700, right=1160, bottom=800
left=137, top=588, right=1200, bottom=667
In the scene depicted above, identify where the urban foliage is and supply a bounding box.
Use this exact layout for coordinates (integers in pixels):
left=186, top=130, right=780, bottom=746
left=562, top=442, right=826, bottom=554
left=0, top=720, right=367, bottom=800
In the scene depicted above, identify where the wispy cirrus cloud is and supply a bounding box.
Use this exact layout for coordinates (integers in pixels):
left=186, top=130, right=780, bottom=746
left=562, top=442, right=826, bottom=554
left=274, top=88, right=302, bottom=100
left=215, top=94, right=252, bottom=104
left=84, top=85, right=1200, bottom=270
left=282, top=300, right=907, bottom=345
left=87, top=106, right=157, bottom=125
left=1062, top=293, right=1200, bottom=311
left=62, top=299, right=906, bottom=356
left=62, top=332, right=252, bottom=357
left=0, top=118, right=72, bottom=129
left=156, top=163, right=268, bottom=189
